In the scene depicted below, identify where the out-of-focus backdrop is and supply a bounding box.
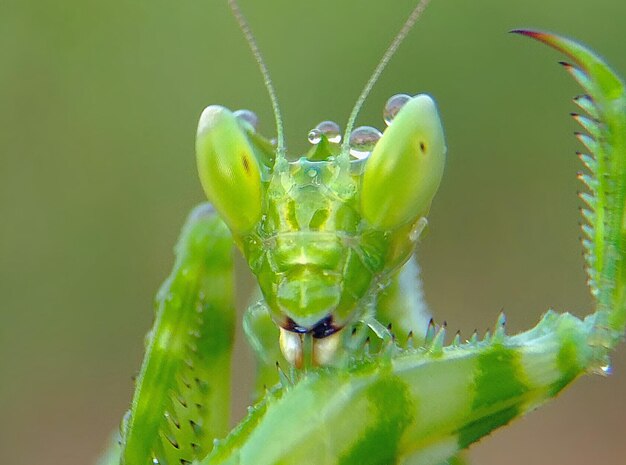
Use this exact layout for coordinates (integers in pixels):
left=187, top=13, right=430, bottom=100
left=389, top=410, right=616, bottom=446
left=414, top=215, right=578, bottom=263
left=1, top=0, right=625, bottom=464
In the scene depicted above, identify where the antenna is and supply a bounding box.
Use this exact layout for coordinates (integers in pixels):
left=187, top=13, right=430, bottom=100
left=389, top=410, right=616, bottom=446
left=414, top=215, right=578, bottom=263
left=341, top=0, right=433, bottom=155
left=228, top=0, right=286, bottom=158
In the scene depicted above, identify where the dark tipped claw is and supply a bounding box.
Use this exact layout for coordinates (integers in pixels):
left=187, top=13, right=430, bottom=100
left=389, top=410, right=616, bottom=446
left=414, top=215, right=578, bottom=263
left=509, top=29, right=548, bottom=40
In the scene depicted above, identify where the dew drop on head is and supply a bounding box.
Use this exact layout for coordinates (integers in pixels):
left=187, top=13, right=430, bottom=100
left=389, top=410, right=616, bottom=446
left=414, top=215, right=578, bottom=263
left=349, top=126, right=382, bottom=160
left=308, top=128, right=322, bottom=145
left=315, top=120, right=342, bottom=143
left=308, top=120, right=342, bottom=145
left=234, top=109, right=259, bottom=131
left=383, top=94, right=411, bottom=126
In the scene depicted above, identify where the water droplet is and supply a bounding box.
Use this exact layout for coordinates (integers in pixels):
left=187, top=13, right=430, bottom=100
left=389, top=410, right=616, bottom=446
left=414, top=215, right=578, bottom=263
left=315, top=120, right=341, bottom=143
left=308, top=121, right=341, bottom=144
left=234, top=109, right=258, bottom=131
left=383, top=94, right=411, bottom=126
left=308, top=128, right=322, bottom=144
left=120, top=410, right=131, bottom=435
left=601, top=364, right=612, bottom=375
left=349, top=126, right=382, bottom=160
left=409, top=217, right=428, bottom=242
left=152, top=458, right=160, bottom=465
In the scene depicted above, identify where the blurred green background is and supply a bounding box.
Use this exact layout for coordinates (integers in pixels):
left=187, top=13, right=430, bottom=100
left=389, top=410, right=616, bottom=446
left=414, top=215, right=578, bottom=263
left=1, top=0, right=625, bottom=464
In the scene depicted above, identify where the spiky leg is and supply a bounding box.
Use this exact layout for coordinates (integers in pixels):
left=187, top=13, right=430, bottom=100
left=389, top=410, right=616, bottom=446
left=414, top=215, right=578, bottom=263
left=119, top=203, right=236, bottom=465
left=515, top=30, right=626, bottom=360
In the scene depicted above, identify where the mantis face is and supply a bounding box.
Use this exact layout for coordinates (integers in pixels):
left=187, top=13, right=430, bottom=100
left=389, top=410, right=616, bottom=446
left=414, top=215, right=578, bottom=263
left=196, top=94, right=446, bottom=366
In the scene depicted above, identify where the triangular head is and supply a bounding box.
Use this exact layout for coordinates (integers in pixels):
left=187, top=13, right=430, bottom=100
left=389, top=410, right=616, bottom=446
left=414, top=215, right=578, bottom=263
left=196, top=94, right=446, bottom=366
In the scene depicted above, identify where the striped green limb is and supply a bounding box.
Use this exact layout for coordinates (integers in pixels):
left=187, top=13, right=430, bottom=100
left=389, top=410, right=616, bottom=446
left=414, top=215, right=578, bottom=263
left=202, top=310, right=594, bottom=465
left=119, top=204, right=236, bottom=465
left=514, top=30, right=626, bottom=358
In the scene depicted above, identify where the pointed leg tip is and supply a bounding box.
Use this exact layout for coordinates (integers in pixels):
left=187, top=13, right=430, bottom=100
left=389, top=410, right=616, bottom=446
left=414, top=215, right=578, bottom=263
left=510, top=29, right=535, bottom=36
left=512, top=29, right=571, bottom=53
left=510, top=29, right=550, bottom=41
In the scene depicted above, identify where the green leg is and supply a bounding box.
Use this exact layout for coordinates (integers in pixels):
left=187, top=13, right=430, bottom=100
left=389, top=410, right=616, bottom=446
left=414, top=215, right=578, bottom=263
left=117, top=203, right=236, bottom=465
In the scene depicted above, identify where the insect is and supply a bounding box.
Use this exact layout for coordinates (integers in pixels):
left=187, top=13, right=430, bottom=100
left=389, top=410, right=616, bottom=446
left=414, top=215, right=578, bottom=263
left=99, top=1, right=626, bottom=464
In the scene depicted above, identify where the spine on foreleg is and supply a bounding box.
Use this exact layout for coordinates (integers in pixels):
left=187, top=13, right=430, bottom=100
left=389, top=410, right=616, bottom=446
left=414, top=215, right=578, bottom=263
left=517, top=31, right=626, bottom=358
left=120, top=203, right=236, bottom=465
left=204, top=310, right=594, bottom=465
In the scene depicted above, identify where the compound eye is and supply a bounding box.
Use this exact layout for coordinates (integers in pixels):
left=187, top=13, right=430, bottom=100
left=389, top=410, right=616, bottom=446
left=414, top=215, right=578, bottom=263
left=196, top=105, right=263, bottom=234
left=360, top=94, right=447, bottom=230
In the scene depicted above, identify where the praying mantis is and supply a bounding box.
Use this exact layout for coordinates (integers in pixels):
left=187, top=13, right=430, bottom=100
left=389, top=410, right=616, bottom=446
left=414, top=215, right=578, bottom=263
left=98, top=1, right=626, bottom=464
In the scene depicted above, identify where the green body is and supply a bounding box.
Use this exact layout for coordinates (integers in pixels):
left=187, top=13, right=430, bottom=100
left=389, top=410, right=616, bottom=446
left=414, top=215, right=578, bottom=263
left=107, top=31, right=626, bottom=465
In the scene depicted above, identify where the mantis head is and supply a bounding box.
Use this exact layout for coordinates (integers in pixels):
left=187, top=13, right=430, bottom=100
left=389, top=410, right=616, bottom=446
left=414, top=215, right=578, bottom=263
left=196, top=94, right=446, bottom=366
